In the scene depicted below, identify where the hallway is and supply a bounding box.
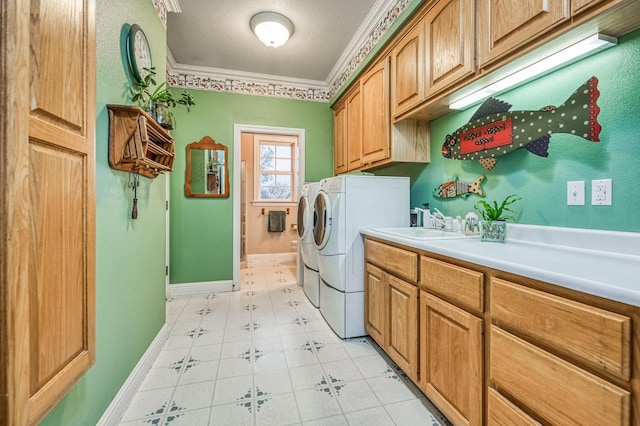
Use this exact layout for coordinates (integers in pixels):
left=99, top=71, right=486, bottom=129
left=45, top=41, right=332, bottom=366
left=118, top=259, right=449, bottom=425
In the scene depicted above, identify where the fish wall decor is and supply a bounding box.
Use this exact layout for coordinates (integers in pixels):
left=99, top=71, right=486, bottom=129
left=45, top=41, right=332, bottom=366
left=441, top=77, right=601, bottom=170
left=434, top=176, right=485, bottom=199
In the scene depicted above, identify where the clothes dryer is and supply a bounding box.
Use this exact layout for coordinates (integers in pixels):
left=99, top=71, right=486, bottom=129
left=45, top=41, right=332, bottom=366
left=297, top=182, right=321, bottom=307
left=313, top=175, right=409, bottom=338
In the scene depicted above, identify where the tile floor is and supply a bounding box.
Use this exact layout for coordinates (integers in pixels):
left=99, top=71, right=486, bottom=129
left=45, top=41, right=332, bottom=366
left=119, top=259, right=451, bottom=426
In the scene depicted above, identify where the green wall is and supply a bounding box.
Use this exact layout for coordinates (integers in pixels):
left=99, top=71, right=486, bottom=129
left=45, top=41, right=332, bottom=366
left=40, top=1, right=167, bottom=424
left=169, top=91, right=334, bottom=284
left=377, top=29, right=640, bottom=232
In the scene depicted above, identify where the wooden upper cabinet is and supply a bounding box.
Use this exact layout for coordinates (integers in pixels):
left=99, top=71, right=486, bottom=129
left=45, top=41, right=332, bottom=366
left=425, top=0, right=475, bottom=97
left=360, top=57, right=390, bottom=165
left=333, top=99, right=348, bottom=175
left=391, top=21, right=425, bottom=118
left=477, top=0, right=570, bottom=67
left=571, top=0, right=614, bottom=16
left=346, top=86, right=362, bottom=171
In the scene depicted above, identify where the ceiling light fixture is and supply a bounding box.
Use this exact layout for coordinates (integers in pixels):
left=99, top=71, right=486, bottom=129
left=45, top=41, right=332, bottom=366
left=250, top=12, right=294, bottom=48
left=449, top=33, right=617, bottom=110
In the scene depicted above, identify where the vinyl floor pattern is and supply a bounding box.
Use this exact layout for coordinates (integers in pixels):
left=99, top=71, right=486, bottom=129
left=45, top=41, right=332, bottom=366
left=118, top=258, right=450, bottom=426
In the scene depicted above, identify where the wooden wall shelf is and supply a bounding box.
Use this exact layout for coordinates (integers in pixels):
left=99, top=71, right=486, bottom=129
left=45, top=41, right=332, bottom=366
left=107, top=104, right=175, bottom=178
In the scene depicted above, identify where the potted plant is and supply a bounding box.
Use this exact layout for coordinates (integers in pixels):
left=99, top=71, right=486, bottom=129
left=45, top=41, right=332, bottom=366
left=473, top=194, right=521, bottom=242
left=131, top=66, right=195, bottom=130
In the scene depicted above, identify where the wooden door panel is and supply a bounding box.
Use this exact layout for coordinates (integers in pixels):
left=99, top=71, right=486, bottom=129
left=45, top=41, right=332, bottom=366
left=29, top=143, right=86, bottom=390
left=478, top=0, right=569, bottom=66
left=346, top=87, right=362, bottom=171
left=361, top=58, right=389, bottom=164
left=391, top=21, right=424, bottom=116
left=426, top=0, right=475, bottom=94
left=421, top=292, right=483, bottom=426
left=30, top=0, right=87, bottom=132
left=387, top=275, right=418, bottom=380
left=333, top=101, right=347, bottom=174
left=365, top=263, right=386, bottom=345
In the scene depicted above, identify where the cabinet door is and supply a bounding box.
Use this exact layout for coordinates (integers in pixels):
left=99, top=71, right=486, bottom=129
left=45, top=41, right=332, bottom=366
left=333, top=100, right=348, bottom=175
left=425, top=0, right=475, bottom=96
left=571, top=0, right=613, bottom=16
left=361, top=58, right=390, bottom=165
left=365, top=263, right=387, bottom=346
left=477, top=0, right=569, bottom=67
left=420, top=292, right=483, bottom=426
left=346, top=86, right=362, bottom=171
left=391, top=21, right=425, bottom=118
left=0, top=0, right=96, bottom=423
left=387, top=275, right=419, bottom=382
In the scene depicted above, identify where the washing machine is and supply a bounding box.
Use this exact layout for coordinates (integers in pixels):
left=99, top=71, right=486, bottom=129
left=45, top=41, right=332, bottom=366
left=313, top=175, right=409, bottom=338
left=297, top=182, right=321, bottom=307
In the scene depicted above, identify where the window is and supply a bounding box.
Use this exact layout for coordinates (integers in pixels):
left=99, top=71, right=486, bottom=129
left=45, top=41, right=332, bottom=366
left=254, top=135, right=297, bottom=203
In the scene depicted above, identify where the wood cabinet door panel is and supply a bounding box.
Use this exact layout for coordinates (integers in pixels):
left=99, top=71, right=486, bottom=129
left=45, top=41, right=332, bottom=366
left=365, top=263, right=386, bottom=346
left=491, top=277, right=631, bottom=381
left=420, top=292, right=483, bottom=426
left=346, top=87, right=362, bottom=171
left=387, top=275, right=418, bottom=380
left=391, top=21, right=424, bottom=117
left=490, top=326, right=630, bottom=425
left=571, top=0, right=613, bottom=15
left=478, top=0, right=569, bottom=67
left=361, top=58, right=390, bottom=164
left=333, top=101, right=347, bottom=174
left=425, top=0, right=475, bottom=95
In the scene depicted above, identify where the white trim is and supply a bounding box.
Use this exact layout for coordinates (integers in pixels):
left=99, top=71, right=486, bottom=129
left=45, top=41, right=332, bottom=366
left=233, top=124, right=306, bottom=292
left=97, top=324, right=170, bottom=426
left=169, top=280, right=234, bottom=297
left=165, top=174, right=170, bottom=299
left=325, top=0, right=397, bottom=87
left=162, top=0, right=181, bottom=13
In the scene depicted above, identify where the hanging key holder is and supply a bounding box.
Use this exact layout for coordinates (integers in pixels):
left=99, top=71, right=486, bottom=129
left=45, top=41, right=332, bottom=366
left=128, top=169, right=141, bottom=219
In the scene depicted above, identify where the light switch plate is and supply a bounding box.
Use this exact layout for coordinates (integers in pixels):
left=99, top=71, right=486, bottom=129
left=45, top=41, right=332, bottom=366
left=591, top=179, right=612, bottom=205
left=567, top=181, right=585, bottom=205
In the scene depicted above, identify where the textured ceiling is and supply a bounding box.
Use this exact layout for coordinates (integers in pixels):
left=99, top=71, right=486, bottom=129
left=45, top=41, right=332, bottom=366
left=167, top=0, right=381, bottom=83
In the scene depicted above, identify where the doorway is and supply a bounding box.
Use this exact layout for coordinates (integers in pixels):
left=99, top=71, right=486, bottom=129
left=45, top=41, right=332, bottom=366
left=232, top=124, right=306, bottom=289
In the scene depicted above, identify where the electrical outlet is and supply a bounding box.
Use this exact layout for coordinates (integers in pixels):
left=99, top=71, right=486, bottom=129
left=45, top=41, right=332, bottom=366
left=591, top=179, right=612, bottom=205
left=567, top=181, right=585, bottom=205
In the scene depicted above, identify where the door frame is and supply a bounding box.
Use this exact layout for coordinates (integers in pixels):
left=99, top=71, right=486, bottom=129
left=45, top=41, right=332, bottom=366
left=232, top=124, right=305, bottom=288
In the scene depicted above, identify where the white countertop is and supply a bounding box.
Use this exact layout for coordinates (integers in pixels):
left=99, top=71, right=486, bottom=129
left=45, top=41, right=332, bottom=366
left=361, top=224, right=640, bottom=307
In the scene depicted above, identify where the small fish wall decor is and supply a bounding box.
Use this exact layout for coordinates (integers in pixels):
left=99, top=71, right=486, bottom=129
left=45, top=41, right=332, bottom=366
left=441, top=77, right=601, bottom=170
left=434, top=176, right=485, bottom=199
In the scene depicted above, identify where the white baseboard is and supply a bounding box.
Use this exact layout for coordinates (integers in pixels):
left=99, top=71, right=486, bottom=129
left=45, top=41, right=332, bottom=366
left=247, top=252, right=297, bottom=263
left=97, top=324, right=170, bottom=425
left=169, top=280, right=235, bottom=296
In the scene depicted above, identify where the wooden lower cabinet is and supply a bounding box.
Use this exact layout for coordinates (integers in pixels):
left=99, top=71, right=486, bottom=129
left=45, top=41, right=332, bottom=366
left=365, top=263, right=386, bottom=346
left=420, top=292, right=483, bottom=426
left=364, top=262, right=419, bottom=382
left=387, top=275, right=419, bottom=381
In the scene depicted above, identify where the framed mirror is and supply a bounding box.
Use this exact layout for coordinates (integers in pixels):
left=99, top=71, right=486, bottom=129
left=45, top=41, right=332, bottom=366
left=185, top=136, right=230, bottom=198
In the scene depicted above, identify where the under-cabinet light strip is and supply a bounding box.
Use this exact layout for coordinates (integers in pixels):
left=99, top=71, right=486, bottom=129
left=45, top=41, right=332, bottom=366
left=449, top=33, right=618, bottom=110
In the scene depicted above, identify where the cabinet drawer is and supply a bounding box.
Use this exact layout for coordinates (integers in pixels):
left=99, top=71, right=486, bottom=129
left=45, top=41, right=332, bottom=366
left=420, top=256, right=483, bottom=313
left=491, top=278, right=631, bottom=381
left=490, top=326, right=630, bottom=425
left=487, top=388, right=541, bottom=426
left=365, top=239, right=417, bottom=282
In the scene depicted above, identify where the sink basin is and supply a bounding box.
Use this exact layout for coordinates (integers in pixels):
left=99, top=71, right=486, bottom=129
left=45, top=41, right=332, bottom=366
left=373, top=227, right=475, bottom=240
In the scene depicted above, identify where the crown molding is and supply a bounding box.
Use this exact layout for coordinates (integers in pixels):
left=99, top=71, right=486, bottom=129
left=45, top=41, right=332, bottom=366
left=163, top=0, right=181, bottom=13
left=325, top=0, right=397, bottom=88
left=166, top=0, right=414, bottom=103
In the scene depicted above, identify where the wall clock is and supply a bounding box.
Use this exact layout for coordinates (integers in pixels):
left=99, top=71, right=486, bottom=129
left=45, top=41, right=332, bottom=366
left=127, top=24, right=152, bottom=83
